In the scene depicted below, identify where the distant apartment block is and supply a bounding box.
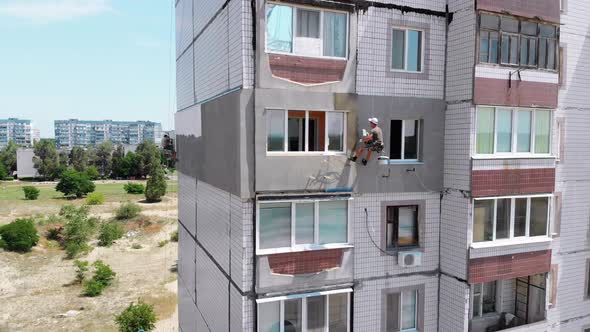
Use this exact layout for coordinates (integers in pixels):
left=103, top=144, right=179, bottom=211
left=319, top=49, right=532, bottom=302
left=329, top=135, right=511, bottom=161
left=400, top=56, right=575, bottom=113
left=0, top=118, right=32, bottom=148
left=54, top=119, right=162, bottom=149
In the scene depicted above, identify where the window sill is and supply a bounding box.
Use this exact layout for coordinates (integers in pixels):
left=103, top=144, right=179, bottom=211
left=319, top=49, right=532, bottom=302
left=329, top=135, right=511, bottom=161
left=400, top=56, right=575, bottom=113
left=476, top=63, right=558, bottom=74
left=257, top=243, right=354, bottom=256
left=266, top=51, right=348, bottom=62
left=389, top=68, right=424, bottom=74
left=385, top=160, right=424, bottom=165
left=266, top=152, right=347, bottom=157
left=384, top=246, right=423, bottom=254
left=471, top=154, right=556, bottom=160
left=470, top=236, right=552, bottom=249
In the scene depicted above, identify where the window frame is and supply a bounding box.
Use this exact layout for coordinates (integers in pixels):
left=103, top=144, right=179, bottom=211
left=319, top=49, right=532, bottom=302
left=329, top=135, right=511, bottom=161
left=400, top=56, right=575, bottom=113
left=390, top=26, right=425, bottom=73
left=257, top=289, right=352, bottom=332
left=390, top=119, right=421, bottom=161
left=470, top=281, right=500, bottom=318
left=474, top=106, right=553, bottom=158
left=585, top=259, right=590, bottom=300
left=256, top=197, right=352, bottom=255
left=265, top=2, right=349, bottom=60
left=266, top=108, right=348, bottom=155
left=382, top=286, right=424, bottom=332
left=477, top=12, right=559, bottom=71
left=385, top=205, right=420, bottom=250
left=472, top=194, right=553, bottom=244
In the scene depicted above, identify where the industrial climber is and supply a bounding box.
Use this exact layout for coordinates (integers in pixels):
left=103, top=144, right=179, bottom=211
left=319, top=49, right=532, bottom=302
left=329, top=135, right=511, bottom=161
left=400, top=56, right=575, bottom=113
left=350, top=117, right=384, bottom=166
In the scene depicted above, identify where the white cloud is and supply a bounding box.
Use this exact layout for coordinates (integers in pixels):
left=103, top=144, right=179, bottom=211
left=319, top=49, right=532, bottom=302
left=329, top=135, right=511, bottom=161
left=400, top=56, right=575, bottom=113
left=0, top=0, right=114, bottom=23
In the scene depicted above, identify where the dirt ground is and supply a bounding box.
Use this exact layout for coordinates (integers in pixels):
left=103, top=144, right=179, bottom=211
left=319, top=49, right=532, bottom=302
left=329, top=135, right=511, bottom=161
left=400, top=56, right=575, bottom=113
left=0, top=191, right=179, bottom=332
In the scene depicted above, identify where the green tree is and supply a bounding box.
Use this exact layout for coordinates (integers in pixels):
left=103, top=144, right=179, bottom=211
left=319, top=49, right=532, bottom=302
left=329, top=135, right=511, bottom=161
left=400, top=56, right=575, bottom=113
left=0, top=140, right=18, bottom=174
left=61, top=205, right=98, bottom=258
left=111, top=144, right=127, bottom=179
left=115, top=301, right=157, bottom=332
left=73, top=260, right=89, bottom=284
left=69, top=147, right=89, bottom=172
left=33, top=139, right=60, bottom=180
left=145, top=166, right=166, bottom=202
left=124, top=152, right=139, bottom=178
left=135, top=140, right=161, bottom=178
left=98, top=222, right=124, bottom=246
left=94, top=141, right=113, bottom=177
left=56, top=170, right=96, bottom=198
left=0, top=163, right=7, bottom=180
left=0, top=218, right=39, bottom=252
left=22, top=186, right=40, bottom=200
left=85, top=165, right=100, bottom=180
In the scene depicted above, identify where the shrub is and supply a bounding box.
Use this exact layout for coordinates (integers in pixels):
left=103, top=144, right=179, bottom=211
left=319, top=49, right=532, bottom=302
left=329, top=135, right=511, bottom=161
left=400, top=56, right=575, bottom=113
left=115, top=301, right=157, bottom=332
left=86, top=192, right=105, bottom=205
left=22, top=186, right=40, bottom=200
left=124, top=182, right=145, bottom=194
left=0, top=163, right=7, bottom=180
left=82, top=260, right=116, bottom=297
left=61, top=205, right=97, bottom=258
left=158, top=240, right=169, bottom=247
left=98, top=222, right=125, bottom=247
left=85, top=165, right=100, bottom=180
left=46, top=226, right=63, bottom=242
left=170, top=230, right=178, bottom=242
left=73, top=260, right=89, bottom=284
left=66, top=242, right=92, bottom=259
left=145, top=166, right=166, bottom=202
left=0, top=218, right=39, bottom=252
left=131, top=243, right=142, bottom=250
left=56, top=170, right=96, bottom=198
left=83, top=279, right=104, bottom=297
left=115, top=202, right=141, bottom=220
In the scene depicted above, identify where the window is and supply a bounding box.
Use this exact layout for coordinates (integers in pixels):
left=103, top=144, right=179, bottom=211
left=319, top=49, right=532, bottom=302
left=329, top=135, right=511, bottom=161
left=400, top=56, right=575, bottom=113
left=586, top=259, right=590, bottom=299
left=385, top=289, right=418, bottom=331
left=391, top=28, right=423, bottom=72
left=257, top=198, right=349, bottom=253
left=386, top=206, right=419, bottom=249
left=267, top=109, right=346, bottom=154
left=258, top=291, right=351, bottom=332
left=473, top=195, right=551, bottom=243
left=472, top=282, right=497, bottom=317
left=390, top=120, right=420, bottom=160
left=475, top=107, right=552, bottom=156
left=478, top=13, right=559, bottom=70
left=266, top=4, right=348, bottom=58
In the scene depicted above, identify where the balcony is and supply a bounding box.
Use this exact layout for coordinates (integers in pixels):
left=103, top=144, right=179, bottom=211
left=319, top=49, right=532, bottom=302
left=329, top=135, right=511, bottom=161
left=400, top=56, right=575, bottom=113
left=470, top=274, right=547, bottom=332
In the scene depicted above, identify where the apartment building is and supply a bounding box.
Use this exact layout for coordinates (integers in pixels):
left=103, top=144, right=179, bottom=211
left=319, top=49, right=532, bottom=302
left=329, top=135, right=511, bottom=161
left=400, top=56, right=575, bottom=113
left=54, top=119, right=162, bottom=149
left=0, top=118, right=32, bottom=148
left=176, top=0, right=590, bottom=331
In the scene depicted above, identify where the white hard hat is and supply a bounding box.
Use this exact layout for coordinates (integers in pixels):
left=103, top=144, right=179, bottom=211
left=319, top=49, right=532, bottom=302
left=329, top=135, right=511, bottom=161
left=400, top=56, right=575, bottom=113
left=368, top=117, right=379, bottom=125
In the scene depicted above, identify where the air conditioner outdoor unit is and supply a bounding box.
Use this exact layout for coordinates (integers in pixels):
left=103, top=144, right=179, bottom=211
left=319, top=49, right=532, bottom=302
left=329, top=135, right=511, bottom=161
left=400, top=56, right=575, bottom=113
left=398, top=251, right=422, bottom=268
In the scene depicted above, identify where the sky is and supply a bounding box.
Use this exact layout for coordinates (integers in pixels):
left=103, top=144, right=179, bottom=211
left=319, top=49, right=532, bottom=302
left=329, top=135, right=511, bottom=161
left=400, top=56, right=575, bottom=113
left=0, top=0, right=176, bottom=138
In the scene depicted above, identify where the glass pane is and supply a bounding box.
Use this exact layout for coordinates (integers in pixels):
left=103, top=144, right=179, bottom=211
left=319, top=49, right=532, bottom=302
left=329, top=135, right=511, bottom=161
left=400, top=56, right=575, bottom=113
left=476, top=108, right=495, bottom=154
left=489, top=32, right=499, bottom=63
left=288, top=111, right=305, bottom=152
left=535, top=110, right=551, bottom=153
left=547, top=39, right=556, bottom=69
left=268, top=110, right=285, bottom=152
left=480, top=32, right=489, bottom=62
left=473, top=294, right=482, bottom=317
left=540, top=24, right=556, bottom=37
left=259, top=302, right=280, bottom=332
left=501, top=34, right=510, bottom=63
left=327, top=112, right=344, bottom=152
left=295, top=203, right=314, bottom=245
left=323, top=12, right=347, bottom=57
left=392, top=29, right=405, bottom=70
left=390, top=120, right=402, bottom=159
left=328, top=293, right=348, bottom=332
left=296, top=9, right=320, bottom=38
left=266, top=5, right=293, bottom=53
left=482, top=282, right=496, bottom=314
left=514, top=198, right=527, bottom=237
left=496, top=199, right=511, bottom=239
left=510, top=35, right=519, bottom=64
left=481, top=14, right=499, bottom=30
left=539, top=38, right=547, bottom=68
left=522, top=21, right=538, bottom=35
left=386, top=293, right=400, bottom=331
left=517, top=111, right=532, bottom=152
left=308, top=111, right=326, bottom=152
left=528, top=39, right=537, bottom=66
left=259, top=203, right=291, bottom=249
left=284, top=299, right=302, bottom=332
left=501, top=17, right=519, bottom=32
left=404, top=120, right=419, bottom=159
left=398, top=206, right=418, bottom=246
left=407, top=30, right=422, bottom=72
left=319, top=200, right=348, bottom=244
left=497, top=109, right=512, bottom=152
left=530, top=197, right=549, bottom=236
left=520, top=38, right=529, bottom=65
left=401, top=290, right=417, bottom=330
left=474, top=200, right=494, bottom=242
left=307, top=296, right=326, bottom=332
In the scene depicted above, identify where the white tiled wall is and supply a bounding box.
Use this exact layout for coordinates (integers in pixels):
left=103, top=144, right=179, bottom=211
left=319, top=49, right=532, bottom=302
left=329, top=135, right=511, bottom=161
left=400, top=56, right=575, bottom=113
left=440, top=192, right=470, bottom=279
left=445, top=0, right=476, bottom=102
left=439, top=274, right=469, bottom=332
left=443, top=103, right=473, bottom=191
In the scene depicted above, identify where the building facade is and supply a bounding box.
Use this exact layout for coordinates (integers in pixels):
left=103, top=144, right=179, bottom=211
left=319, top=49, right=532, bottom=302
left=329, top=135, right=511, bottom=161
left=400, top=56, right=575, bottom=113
left=176, top=0, right=590, bottom=331
left=0, top=118, right=32, bottom=148
left=54, top=119, right=162, bottom=149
